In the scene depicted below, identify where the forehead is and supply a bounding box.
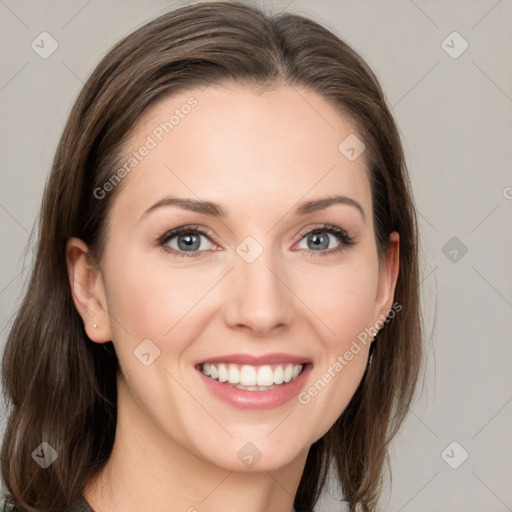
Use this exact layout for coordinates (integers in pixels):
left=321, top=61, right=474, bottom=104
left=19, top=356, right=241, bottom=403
left=109, top=83, right=371, bottom=223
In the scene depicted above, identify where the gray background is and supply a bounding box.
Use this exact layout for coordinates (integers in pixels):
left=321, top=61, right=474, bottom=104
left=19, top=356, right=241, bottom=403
left=0, top=0, right=511, bottom=510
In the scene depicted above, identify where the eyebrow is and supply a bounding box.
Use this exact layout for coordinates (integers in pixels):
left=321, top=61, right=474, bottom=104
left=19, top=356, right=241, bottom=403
left=139, top=194, right=366, bottom=222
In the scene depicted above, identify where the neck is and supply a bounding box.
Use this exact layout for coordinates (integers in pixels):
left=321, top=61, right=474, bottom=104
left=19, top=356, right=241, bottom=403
left=84, top=378, right=308, bottom=512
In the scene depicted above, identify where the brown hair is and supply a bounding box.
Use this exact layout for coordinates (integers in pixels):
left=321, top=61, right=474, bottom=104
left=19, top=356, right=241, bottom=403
left=1, top=1, right=422, bottom=510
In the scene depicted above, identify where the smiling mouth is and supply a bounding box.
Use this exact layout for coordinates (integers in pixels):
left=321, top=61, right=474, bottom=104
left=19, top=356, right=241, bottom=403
left=197, top=362, right=307, bottom=391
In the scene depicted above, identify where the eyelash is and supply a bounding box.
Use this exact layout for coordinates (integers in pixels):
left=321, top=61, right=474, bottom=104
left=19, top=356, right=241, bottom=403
left=156, top=223, right=355, bottom=259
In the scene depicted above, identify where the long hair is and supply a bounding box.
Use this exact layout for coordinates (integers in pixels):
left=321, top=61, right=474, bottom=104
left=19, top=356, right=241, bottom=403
left=1, top=2, right=422, bottom=510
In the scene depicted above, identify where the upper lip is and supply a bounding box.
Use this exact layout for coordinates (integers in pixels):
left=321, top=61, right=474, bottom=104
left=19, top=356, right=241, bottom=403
left=196, top=353, right=312, bottom=366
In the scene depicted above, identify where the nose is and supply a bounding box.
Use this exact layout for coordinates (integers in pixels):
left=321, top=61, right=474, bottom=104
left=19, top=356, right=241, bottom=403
left=222, top=247, right=294, bottom=337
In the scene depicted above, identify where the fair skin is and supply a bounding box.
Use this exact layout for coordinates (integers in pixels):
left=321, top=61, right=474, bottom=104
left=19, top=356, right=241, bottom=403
left=67, top=83, right=399, bottom=512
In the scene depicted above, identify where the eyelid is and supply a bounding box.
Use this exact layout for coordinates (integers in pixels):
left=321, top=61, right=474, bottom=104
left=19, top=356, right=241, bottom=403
left=295, top=223, right=353, bottom=242
left=157, top=224, right=214, bottom=243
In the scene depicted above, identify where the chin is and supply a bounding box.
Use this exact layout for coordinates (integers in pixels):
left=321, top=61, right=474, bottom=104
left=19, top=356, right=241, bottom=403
left=197, top=436, right=309, bottom=473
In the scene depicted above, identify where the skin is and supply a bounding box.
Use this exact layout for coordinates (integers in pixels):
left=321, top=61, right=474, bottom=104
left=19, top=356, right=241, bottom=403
left=66, top=83, right=399, bottom=512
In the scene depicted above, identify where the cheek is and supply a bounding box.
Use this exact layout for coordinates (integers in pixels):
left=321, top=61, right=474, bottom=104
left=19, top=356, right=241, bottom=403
left=298, top=254, right=379, bottom=346
left=292, top=256, right=378, bottom=440
left=103, top=248, right=222, bottom=359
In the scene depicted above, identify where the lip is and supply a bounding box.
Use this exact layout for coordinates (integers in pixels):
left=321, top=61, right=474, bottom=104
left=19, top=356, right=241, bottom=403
left=196, top=361, right=313, bottom=411
left=195, top=352, right=312, bottom=366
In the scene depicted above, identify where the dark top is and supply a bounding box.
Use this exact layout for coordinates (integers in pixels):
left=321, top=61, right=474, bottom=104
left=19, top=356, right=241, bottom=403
left=1, top=496, right=310, bottom=511
left=1, top=495, right=94, bottom=511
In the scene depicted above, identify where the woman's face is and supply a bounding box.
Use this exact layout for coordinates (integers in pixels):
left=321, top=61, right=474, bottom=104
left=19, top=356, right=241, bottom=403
left=78, top=83, right=398, bottom=472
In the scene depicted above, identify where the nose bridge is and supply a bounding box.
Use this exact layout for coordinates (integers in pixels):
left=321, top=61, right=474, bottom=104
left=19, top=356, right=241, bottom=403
left=224, top=237, right=293, bottom=335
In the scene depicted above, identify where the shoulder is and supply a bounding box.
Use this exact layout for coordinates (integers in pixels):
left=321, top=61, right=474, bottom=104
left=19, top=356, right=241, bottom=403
left=69, top=497, right=95, bottom=511
left=0, top=496, right=93, bottom=511
left=0, top=499, right=16, bottom=511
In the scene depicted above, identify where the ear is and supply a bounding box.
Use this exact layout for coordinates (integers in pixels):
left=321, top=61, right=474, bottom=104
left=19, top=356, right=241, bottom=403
left=372, top=231, right=400, bottom=331
left=66, top=237, right=112, bottom=343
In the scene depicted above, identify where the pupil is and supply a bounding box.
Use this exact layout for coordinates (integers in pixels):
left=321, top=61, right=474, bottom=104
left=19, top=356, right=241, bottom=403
left=309, top=233, right=328, bottom=250
left=179, top=234, right=200, bottom=251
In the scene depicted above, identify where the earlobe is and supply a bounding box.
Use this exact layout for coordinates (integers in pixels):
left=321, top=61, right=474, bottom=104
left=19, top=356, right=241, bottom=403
left=66, top=237, right=112, bottom=343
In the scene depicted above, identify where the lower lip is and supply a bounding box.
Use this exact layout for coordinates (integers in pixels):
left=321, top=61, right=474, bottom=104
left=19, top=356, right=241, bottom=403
left=197, top=364, right=313, bottom=410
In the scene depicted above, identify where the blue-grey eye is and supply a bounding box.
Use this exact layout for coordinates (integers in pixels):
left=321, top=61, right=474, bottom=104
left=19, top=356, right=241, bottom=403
left=296, top=228, right=345, bottom=252
left=164, top=230, right=214, bottom=252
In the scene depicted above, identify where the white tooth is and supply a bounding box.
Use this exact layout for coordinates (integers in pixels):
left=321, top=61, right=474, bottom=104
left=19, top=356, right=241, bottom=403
left=292, top=365, right=302, bottom=379
left=227, top=364, right=240, bottom=384
left=256, top=365, right=274, bottom=386
left=218, top=363, right=228, bottom=382
left=283, top=364, right=293, bottom=383
left=239, top=365, right=257, bottom=386
left=202, top=363, right=211, bottom=376
left=246, top=386, right=259, bottom=391
left=273, top=365, right=284, bottom=384
left=209, top=364, right=219, bottom=380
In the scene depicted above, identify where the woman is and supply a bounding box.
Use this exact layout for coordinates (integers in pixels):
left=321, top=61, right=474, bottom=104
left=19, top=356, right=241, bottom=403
left=1, top=1, right=422, bottom=511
